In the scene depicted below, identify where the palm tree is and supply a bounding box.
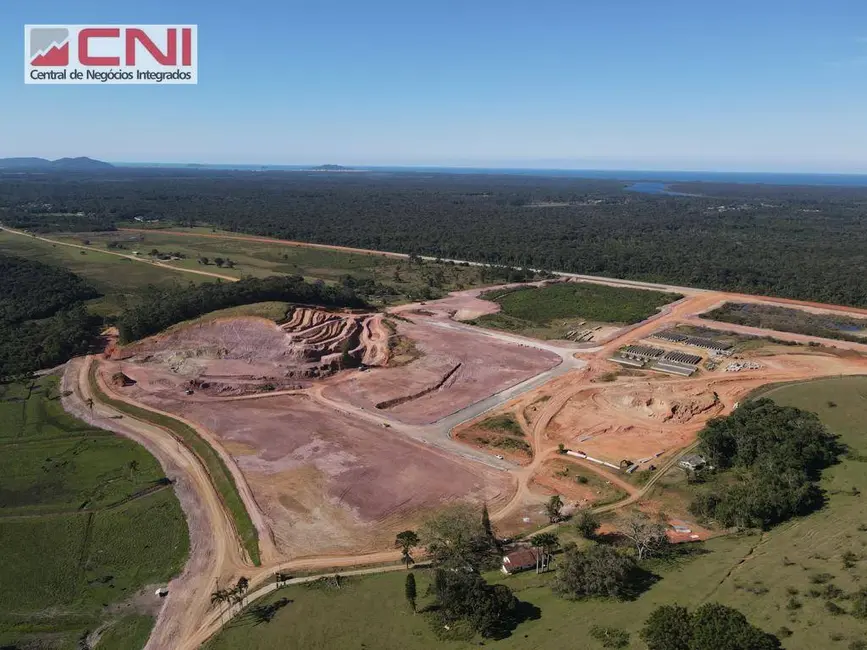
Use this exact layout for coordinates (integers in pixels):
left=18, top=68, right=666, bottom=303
left=530, top=532, right=560, bottom=573
left=210, top=589, right=229, bottom=622
left=545, top=494, right=564, bottom=523
left=85, top=397, right=94, bottom=411
left=394, top=530, right=420, bottom=569
left=236, top=576, right=250, bottom=606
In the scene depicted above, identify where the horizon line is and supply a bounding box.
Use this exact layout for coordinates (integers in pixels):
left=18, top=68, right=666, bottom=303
left=109, top=161, right=867, bottom=177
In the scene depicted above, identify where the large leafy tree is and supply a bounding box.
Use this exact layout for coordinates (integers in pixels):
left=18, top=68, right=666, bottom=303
left=690, top=400, right=842, bottom=530
left=394, top=530, right=420, bottom=568
left=552, top=545, right=635, bottom=600
left=641, top=603, right=780, bottom=650
left=420, top=504, right=499, bottom=571
left=431, top=569, right=518, bottom=638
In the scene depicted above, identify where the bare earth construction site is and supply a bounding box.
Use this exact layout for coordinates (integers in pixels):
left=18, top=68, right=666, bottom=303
left=71, top=270, right=867, bottom=650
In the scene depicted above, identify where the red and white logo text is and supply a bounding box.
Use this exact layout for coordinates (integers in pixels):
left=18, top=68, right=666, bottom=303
left=25, top=25, right=198, bottom=84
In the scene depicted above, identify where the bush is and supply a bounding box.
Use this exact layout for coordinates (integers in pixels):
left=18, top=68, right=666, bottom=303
left=589, top=625, right=630, bottom=648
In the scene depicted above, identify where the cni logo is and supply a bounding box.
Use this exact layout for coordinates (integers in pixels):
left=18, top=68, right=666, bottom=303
left=25, top=25, right=197, bottom=85
left=30, top=27, right=70, bottom=66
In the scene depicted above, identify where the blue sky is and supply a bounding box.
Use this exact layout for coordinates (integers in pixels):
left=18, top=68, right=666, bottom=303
left=3, top=0, right=867, bottom=171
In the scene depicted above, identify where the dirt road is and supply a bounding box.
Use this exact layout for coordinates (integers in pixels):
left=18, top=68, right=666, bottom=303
left=63, top=357, right=246, bottom=650
left=54, top=229, right=867, bottom=649
left=0, top=225, right=239, bottom=282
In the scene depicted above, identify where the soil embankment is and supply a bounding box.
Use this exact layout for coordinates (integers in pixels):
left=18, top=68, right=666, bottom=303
left=375, top=363, right=462, bottom=410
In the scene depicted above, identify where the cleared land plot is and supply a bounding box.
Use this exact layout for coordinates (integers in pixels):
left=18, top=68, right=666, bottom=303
left=533, top=458, right=628, bottom=507
left=0, top=229, right=212, bottom=316
left=470, top=281, right=680, bottom=340
left=64, top=229, right=499, bottom=304
left=0, top=376, right=188, bottom=650
left=548, top=383, right=721, bottom=466
left=109, top=388, right=512, bottom=558
left=322, top=315, right=561, bottom=425
left=704, top=302, right=867, bottom=343
left=455, top=413, right=533, bottom=464
left=201, top=377, right=867, bottom=650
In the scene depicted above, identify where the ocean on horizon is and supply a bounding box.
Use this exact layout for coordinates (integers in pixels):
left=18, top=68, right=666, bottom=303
left=115, top=163, right=867, bottom=188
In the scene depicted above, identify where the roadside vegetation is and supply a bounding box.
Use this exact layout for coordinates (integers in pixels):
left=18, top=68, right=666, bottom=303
left=203, top=375, right=867, bottom=649
left=54, top=229, right=541, bottom=304
left=87, top=362, right=260, bottom=565
left=703, top=302, right=867, bottom=343
left=471, top=282, right=679, bottom=339
left=0, top=375, right=188, bottom=650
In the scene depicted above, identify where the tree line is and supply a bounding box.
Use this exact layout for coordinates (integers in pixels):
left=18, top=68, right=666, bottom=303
left=0, top=253, right=101, bottom=378
left=117, top=275, right=367, bottom=343
left=3, top=169, right=867, bottom=306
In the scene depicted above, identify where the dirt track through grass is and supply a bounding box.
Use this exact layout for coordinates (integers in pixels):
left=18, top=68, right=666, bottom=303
left=87, top=362, right=261, bottom=565
left=0, top=375, right=188, bottom=650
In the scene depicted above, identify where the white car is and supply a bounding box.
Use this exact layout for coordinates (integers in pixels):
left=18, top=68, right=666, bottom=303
left=495, top=455, right=504, bottom=460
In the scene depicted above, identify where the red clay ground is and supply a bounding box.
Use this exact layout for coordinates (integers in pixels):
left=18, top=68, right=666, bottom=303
left=532, top=458, right=629, bottom=507
left=113, top=310, right=389, bottom=397
left=104, top=373, right=513, bottom=557
left=322, top=312, right=561, bottom=425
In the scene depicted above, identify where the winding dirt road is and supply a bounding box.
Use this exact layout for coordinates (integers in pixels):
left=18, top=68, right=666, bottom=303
left=52, top=229, right=867, bottom=649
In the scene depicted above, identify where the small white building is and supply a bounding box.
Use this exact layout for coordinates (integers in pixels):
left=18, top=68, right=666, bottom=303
left=678, top=453, right=707, bottom=472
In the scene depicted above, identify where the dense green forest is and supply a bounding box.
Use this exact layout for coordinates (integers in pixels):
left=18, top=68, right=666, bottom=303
left=689, top=399, right=842, bottom=529
left=0, top=254, right=101, bottom=378
left=117, top=275, right=366, bottom=342
left=0, top=254, right=99, bottom=322
left=2, top=170, right=867, bottom=306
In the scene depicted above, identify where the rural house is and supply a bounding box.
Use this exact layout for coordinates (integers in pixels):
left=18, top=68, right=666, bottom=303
left=501, top=548, right=542, bottom=575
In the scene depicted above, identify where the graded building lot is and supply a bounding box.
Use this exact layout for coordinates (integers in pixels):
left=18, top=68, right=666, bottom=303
left=104, top=387, right=512, bottom=558
left=322, top=310, right=561, bottom=425
left=203, top=376, right=867, bottom=650
left=98, top=306, right=535, bottom=559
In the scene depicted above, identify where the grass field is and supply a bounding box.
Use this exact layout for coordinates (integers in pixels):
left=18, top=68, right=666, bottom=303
left=88, top=361, right=260, bottom=565
left=471, top=282, right=680, bottom=340
left=95, top=614, right=155, bottom=650
left=53, top=228, right=497, bottom=304
left=478, top=413, right=525, bottom=437
left=703, top=302, right=867, bottom=343
left=203, top=376, right=867, bottom=650
left=0, top=229, right=212, bottom=317
left=0, top=375, right=189, bottom=650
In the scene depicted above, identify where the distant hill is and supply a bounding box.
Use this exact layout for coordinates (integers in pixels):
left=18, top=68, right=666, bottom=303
left=310, top=164, right=353, bottom=171
left=0, top=157, right=114, bottom=171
